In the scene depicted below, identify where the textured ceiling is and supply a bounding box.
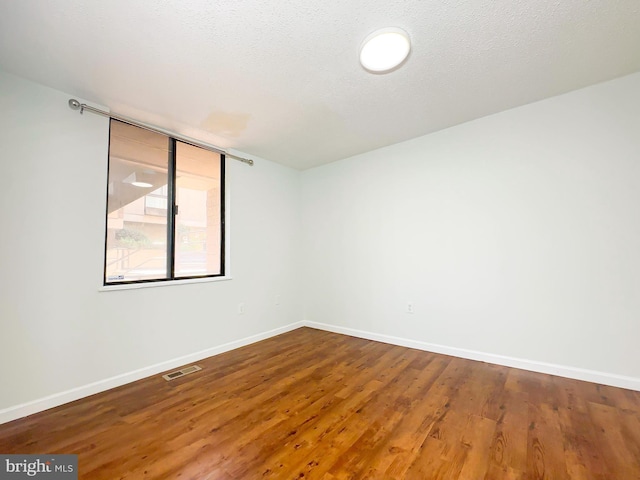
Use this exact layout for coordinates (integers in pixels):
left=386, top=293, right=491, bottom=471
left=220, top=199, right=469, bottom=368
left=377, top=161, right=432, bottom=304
left=1, top=1, right=640, bottom=170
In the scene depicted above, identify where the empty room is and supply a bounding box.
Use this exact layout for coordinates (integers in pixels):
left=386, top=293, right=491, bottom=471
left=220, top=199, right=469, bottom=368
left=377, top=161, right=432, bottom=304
left=1, top=1, right=640, bottom=479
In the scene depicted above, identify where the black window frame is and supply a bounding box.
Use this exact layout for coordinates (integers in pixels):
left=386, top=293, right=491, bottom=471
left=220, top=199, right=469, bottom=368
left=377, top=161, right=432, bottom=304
left=103, top=119, right=226, bottom=286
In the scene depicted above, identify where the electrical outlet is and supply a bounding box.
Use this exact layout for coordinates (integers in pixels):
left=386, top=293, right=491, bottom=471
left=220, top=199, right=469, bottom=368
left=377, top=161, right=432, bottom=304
left=406, top=302, right=414, bottom=314
left=238, top=302, right=245, bottom=314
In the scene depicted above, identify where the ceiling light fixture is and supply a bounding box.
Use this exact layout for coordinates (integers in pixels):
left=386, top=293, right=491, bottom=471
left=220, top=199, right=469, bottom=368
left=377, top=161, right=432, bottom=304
left=131, top=180, right=153, bottom=188
left=123, top=172, right=153, bottom=188
left=359, top=27, right=411, bottom=73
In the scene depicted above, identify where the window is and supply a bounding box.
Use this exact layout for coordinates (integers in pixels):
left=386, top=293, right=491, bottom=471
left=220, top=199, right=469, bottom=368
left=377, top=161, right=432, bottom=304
left=104, top=120, right=225, bottom=284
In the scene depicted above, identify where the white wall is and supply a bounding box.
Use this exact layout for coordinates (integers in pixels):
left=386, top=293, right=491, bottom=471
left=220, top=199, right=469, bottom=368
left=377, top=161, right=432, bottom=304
left=301, top=73, right=640, bottom=385
left=0, top=71, right=303, bottom=415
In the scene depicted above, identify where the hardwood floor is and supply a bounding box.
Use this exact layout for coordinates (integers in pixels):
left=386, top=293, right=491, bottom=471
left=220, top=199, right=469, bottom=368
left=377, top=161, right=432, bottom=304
left=1, top=327, right=639, bottom=479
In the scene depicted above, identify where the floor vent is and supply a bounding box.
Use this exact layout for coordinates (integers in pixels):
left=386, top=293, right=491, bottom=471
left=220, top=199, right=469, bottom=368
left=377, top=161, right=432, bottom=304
left=162, top=365, right=202, bottom=381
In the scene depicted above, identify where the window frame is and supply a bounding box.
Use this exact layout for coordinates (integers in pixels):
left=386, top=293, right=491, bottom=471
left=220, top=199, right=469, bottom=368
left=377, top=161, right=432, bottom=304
left=102, top=119, right=227, bottom=287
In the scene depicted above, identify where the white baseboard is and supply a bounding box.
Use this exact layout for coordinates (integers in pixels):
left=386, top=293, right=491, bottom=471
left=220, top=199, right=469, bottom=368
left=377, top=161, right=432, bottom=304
left=304, top=321, right=640, bottom=392
left=3, top=319, right=638, bottom=425
left=0, top=321, right=305, bottom=425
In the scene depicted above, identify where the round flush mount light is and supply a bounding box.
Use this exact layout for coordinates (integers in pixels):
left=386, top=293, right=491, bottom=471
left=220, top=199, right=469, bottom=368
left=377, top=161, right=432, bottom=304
left=359, top=27, right=411, bottom=73
left=123, top=172, right=154, bottom=188
left=131, top=181, right=153, bottom=188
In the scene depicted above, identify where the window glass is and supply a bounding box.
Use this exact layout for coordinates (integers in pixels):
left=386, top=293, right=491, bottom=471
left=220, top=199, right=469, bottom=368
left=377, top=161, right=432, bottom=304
left=175, top=142, right=223, bottom=277
left=104, top=120, right=224, bottom=284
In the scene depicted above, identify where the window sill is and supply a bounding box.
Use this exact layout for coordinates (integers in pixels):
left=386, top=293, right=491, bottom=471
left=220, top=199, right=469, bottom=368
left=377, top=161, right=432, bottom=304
left=99, top=275, right=232, bottom=292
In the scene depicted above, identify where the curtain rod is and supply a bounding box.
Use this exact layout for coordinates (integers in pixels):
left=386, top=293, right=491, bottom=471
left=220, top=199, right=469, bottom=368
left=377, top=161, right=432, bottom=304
left=67, top=99, right=254, bottom=166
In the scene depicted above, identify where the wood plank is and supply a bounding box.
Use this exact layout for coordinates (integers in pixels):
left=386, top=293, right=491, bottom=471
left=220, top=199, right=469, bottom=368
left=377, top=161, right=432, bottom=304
left=587, top=401, right=640, bottom=478
left=527, top=403, right=570, bottom=479
left=484, top=388, right=529, bottom=479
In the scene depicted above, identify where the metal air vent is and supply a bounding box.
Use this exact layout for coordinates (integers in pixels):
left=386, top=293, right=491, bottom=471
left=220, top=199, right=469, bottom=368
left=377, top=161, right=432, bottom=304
left=162, top=365, right=202, bottom=381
